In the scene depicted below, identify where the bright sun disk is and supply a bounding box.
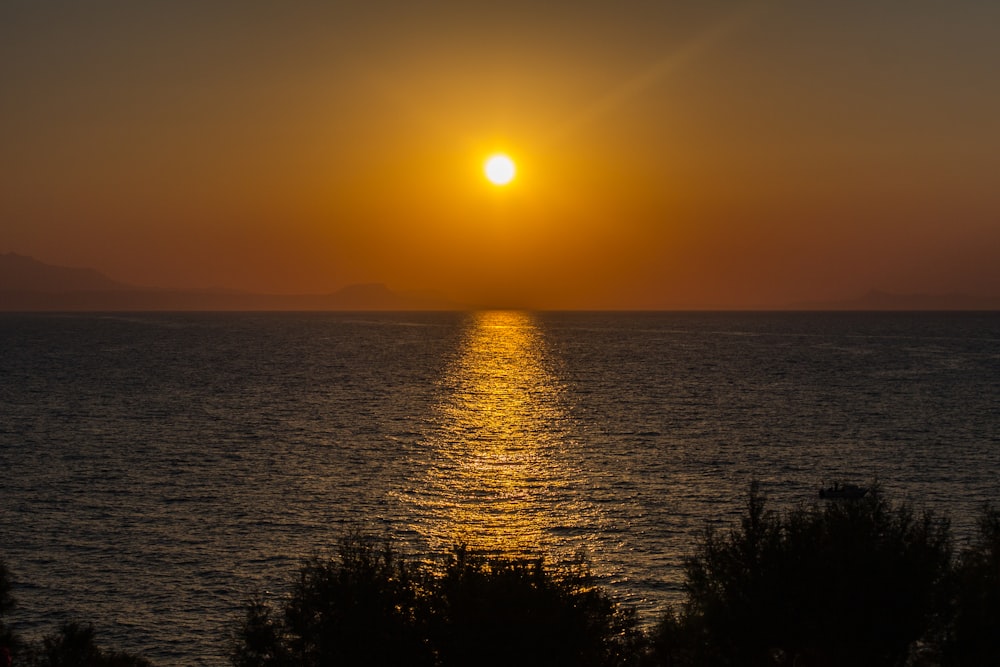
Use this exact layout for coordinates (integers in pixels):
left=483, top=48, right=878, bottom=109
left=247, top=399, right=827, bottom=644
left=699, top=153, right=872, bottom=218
left=484, top=154, right=516, bottom=186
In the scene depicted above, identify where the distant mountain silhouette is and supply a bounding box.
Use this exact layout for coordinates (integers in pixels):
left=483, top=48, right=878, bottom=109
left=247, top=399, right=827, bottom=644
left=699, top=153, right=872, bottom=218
left=0, top=253, right=458, bottom=311
left=0, top=252, right=133, bottom=292
left=790, top=289, right=1000, bottom=311
left=5, top=253, right=997, bottom=311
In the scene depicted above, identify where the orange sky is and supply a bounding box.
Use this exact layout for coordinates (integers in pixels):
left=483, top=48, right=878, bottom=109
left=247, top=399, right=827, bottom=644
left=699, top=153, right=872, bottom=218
left=2, top=1, right=999, bottom=308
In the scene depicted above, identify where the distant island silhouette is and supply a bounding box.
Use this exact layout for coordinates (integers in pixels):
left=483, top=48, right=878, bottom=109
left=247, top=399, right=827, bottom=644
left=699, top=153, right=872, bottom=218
left=788, top=289, right=1000, bottom=311
left=2, top=252, right=998, bottom=311
left=0, top=253, right=458, bottom=311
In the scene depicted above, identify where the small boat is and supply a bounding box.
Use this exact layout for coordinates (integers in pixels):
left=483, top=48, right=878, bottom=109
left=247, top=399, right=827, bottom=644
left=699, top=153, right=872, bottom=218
left=819, top=482, right=868, bottom=500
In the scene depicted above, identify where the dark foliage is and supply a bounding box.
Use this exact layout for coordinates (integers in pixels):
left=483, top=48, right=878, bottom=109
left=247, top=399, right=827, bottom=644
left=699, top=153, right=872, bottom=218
left=10, top=488, right=1000, bottom=666
left=232, top=531, right=434, bottom=667
left=0, top=560, right=20, bottom=663
left=650, top=483, right=954, bottom=667
left=429, top=547, right=643, bottom=667
left=231, top=597, right=291, bottom=667
left=282, top=532, right=430, bottom=666
left=942, top=505, right=1000, bottom=666
left=0, top=560, right=150, bottom=667
left=230, top=532, right=642, bottom=667
left=0, top=561, right=13, bottom=620
left=23, top=622, right=152, bottom=667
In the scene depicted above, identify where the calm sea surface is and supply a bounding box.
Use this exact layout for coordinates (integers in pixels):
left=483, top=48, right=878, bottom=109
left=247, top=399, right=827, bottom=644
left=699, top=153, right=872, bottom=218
left=1, top=311, right=998, bottom=665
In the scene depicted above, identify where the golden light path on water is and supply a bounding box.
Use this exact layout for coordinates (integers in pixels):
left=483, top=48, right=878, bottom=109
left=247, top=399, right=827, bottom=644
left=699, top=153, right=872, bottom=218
left=397, top=311, right=607, bottom=562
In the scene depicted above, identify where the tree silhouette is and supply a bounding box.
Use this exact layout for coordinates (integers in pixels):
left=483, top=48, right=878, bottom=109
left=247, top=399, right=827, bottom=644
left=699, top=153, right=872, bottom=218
left=0, top=560, right=17, bottom=666
left=429, top=546, right=642, bottom=667
left=0, top=561, right=151, bottom=667
left=233, top=530, right=431, bottom=667
left=943, top=505, right=1000, bottom=666
left=230, top=533, right=641, bottom=667
left=651, top=483, right=952, bottom=667
left=26, top=622, right=151, bottom=667
left=9, top=492, right=1000, bottom=666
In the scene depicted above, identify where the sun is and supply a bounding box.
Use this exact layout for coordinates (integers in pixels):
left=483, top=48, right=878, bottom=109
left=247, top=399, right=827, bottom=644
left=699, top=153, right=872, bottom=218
left=484, top=154, right=516, bottom=186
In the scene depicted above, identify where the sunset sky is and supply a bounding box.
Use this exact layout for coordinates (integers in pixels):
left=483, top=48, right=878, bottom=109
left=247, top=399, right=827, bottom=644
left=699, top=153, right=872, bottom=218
left=2, top=1, right=998, bottom=309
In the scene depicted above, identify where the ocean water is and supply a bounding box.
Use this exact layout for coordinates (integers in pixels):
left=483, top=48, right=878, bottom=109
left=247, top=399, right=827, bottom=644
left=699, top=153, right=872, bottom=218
left=1, top=311, right=998, bottom=665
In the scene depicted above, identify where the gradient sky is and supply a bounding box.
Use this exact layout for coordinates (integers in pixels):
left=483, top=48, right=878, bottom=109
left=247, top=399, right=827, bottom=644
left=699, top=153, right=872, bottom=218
left=2, top=0, right=998, bottom=308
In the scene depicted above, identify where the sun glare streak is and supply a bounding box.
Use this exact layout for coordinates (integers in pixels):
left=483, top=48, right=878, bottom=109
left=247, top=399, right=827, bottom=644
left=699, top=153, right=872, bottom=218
left=547, top=1, right=772, bottom=145
left=398, top=311, right=602, bottom=558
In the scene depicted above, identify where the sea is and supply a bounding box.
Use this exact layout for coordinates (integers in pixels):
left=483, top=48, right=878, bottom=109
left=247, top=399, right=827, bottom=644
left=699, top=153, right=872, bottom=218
left=1, top=311, right=998, bottom=665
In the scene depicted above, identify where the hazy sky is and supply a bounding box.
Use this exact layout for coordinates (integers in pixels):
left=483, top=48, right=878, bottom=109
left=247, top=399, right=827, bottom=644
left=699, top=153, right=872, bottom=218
left=3, top=0, right=998, bottom=308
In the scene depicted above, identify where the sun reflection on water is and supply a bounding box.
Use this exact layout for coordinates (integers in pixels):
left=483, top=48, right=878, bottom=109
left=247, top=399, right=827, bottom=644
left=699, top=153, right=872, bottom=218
left=400, top=311, right=602, bottom=559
